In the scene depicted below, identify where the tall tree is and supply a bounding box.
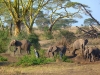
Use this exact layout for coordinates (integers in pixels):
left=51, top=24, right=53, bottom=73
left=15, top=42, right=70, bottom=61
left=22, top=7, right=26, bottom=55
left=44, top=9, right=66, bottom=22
left=53, top=18, right=78, bottom=30
left=35, top=11, right=50, bottom=30
left=20, top=0, right=50, bottom=34
left=44, top=0, right=82, bottom=33
left=3, top=0, right=50, bottom=36
left=3, top=0, right=21, bottom=36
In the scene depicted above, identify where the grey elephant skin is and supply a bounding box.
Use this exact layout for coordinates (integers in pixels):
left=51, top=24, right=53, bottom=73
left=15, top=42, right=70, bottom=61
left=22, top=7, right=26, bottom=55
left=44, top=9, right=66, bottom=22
left=9, top=39, right=31, bottom=55
left=84, top=46, right=100, bottom=62
left=72, top=39, right=88, bottom=56
left=46, top=45, right=68, bottom=58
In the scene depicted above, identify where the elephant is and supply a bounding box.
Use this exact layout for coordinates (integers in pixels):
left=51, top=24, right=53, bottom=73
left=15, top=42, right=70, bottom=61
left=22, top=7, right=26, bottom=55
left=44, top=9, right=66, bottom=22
left=72, top=38, right=88, bottom=56
left=9, top=39, right=31, bottom=55
left=46, top=45, right=69, bottom=58
left=84, top=46, right=100, bottom=62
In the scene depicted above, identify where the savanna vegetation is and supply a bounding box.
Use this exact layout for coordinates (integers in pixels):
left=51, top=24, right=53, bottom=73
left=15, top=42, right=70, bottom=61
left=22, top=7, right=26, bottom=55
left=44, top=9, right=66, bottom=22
left=0, top=0, right=100, bottom=75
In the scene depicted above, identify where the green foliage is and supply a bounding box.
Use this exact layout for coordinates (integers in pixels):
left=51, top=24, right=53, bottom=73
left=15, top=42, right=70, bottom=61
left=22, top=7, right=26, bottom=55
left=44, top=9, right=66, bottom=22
left=17, top=31, right=40, bottom=49
left=0, top=56, right=7, bottom=61
left=28, top=33, right=40, bottom=49
left=17, top=31, right=28, bottom=40
left=16, top=55, right=54, bottom=66
left=0, top=30, right=10, bottom=53
left=60, top=30, right=76, bottom=43
left=15, top=48, right=73, bottom=66
left=84, top=18, right=97, bottom=26
left=44, top=31, right=53, bottom=40
left=62, top=56, right=73, bottom=63
left=43, top=27, right=53, bottom=40
left=15, top=49, right=54, bottom=66
left=66, top=2, right=79, bottom=8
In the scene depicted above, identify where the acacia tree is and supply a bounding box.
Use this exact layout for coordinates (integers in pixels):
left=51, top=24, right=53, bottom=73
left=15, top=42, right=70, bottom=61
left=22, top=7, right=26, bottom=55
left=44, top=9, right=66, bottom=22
left=3, top=0, right=21, bottom=36
left=20, top=0, right=50, bottom=34
left=3, top=0, right=50, bottom=36
left=44, top=0, right=83, bottom=33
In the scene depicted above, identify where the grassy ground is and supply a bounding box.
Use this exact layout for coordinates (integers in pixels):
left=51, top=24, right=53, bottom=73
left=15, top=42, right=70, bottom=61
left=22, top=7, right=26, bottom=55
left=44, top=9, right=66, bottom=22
left=0, top=62, right=100, bottom=75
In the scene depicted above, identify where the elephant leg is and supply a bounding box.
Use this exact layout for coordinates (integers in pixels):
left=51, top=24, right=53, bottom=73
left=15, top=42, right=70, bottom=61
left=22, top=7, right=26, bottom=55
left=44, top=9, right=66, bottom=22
left=26, top=45, right=31, bottom=54
left=89, top=54, right=92, bottom=62
left=19, top=47, right=22, bottom=54
left=14, top=47, right=18, bottom=55
left=27, top=50, right=31, bottom=54
left=52, top=52, right=55, bottom=57
left=59, top=51, right=63, bottom=59
left=91, top=54, right=95, bottom=62
left=72, top=49, right=77, bottom=56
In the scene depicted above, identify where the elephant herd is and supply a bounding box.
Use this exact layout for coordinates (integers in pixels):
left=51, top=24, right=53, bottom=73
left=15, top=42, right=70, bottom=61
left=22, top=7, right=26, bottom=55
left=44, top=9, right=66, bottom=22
left=46, top=38, right=100, bottom=62
left=9, top=38, right=100, bottom=62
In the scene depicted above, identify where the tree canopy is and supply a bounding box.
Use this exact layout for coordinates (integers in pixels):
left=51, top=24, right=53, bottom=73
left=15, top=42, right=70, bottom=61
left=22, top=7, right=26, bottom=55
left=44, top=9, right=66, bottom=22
left=0, top=0, right=96, bottom=36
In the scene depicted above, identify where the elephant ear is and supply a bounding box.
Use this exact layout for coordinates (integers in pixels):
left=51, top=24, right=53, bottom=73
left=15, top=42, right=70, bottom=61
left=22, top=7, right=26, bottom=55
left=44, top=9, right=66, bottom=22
left=52, top=46, right=57, bottom=52
left=13, top=40, right=16, bottom=43
left=10, top=40, right=17, bottom=46
left=85, top=39, right=88, bottom=45
left=48, top=46, right=53, bottom=52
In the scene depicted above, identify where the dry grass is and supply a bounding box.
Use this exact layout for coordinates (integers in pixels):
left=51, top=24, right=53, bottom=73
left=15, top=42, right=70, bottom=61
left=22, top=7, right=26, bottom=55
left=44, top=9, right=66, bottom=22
left=0, top=62, right=100, bottom=75
left=88, top=38, right=100, bottom=45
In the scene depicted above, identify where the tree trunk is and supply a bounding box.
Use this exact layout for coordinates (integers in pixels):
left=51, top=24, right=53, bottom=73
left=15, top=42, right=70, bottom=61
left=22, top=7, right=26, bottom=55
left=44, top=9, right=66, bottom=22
left=48, top=25, right=53, bottom=33
left=14, top=21, right=21, bottom=36
left=27, top=27, right=32, bottom=35
left=9, top=23, right=13, bottom=36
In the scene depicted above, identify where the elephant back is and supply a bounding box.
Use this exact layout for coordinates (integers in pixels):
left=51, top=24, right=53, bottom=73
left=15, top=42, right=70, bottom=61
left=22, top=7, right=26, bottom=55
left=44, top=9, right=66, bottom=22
left=57, top=45, right=66, bottom=54
left=20, top=39, right=30, bottom=48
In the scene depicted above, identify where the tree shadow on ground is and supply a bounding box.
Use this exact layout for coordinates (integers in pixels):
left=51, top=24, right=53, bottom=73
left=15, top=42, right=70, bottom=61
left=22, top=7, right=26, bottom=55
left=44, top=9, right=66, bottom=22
left=67, top=54, right=77, bottom=59
left=0, top=61, right=11, bottom=66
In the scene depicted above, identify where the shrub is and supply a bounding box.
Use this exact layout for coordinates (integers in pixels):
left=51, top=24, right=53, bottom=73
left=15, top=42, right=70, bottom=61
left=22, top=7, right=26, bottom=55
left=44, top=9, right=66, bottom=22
left=44, top=31, right=53, bottom=40
left=15, top=49, right=54, bottom=66
left=43, top=27, right=53, bottom=40
left=28, top=33, right=40, bottom=49
left=16, top=55, right=54, bottom=66
left=16, top=32, right=40, bottom=49
left=0, top=30, right=10, bottom=53
left=62, top=55, right=73, bottom=63
left=17, top=31, right=28, bottom=40
left=0, top=56, right=7, bottom=61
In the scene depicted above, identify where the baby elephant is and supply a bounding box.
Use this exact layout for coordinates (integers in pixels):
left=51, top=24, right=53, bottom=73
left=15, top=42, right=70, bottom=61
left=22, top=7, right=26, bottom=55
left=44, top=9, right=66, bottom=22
left=46, top=45, right=68, bottom=58
left=84, top=46, right=100, bottom=62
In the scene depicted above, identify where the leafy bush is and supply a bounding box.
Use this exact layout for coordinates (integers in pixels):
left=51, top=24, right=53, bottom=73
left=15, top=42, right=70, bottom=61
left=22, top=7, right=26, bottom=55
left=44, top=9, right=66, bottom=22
left=43, top=31, right=53, bottom=40
left=62, top=55, right=73, bottom=63
left=0, top=30, right=10, bottom=53
left=43, top=27, right=53, bottom=40
left=17, top=31, right=28, bottom=40
left=28, top=33, right=40, bottom=49
left=0, top=56, right=7, bottom=61
left=16, top=55, right=54, bottom=66
left=15, top=49, right=54, bottom=66
left=17, top=32, right=40, bottom=49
